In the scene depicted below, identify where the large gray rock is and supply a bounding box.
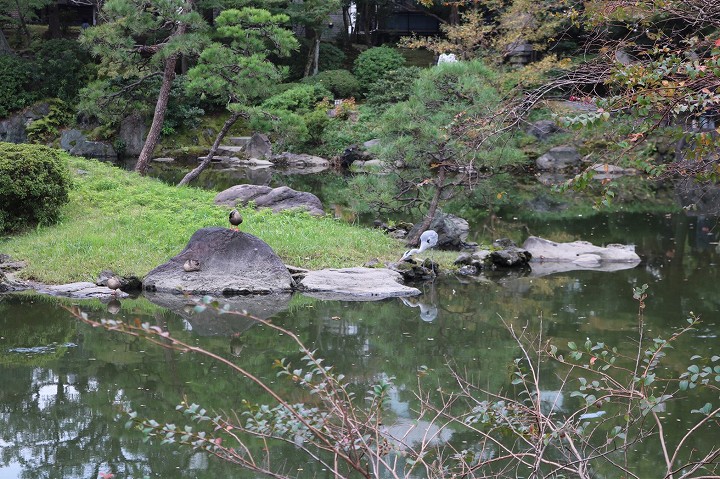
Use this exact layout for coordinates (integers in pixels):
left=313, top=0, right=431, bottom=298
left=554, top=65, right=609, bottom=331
left=522, top=236, right=641, bottom=264
left=38, top=281, right=129, bottom=299
left=0, top=270, right=13, bottom=293
left=527, top=120, right=564, bottom=141
left=489, top=238, right=532, bottom=268
left=118, top=114, right=147, bottom=156
left=214, top=184, right=324, bottom=216
left=408, top=212, right=470, bottom=251
left=272, top=152, right=330, bottom=169
left=60, top=129, right=117, bottom=159
left=299, top=267, right=420, bottom=301
left=0, top=102, right=50, bottom=143
left=536, top=145, right=582, bottom=171
left=245, top=132, right=272, bottom=159
left=143, top=227, right=294, bottom=295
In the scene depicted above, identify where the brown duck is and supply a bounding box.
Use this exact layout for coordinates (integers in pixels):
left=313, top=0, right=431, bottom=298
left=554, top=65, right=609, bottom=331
left=229, top=209, right=243, bottom=231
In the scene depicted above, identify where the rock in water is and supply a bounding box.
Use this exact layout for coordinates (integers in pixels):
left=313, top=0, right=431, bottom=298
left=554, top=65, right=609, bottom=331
left=215, top=185, right=324, bottom=216
left=522, top=236, right=640, bottom=263
left=143, top=227, right=294, bottom=295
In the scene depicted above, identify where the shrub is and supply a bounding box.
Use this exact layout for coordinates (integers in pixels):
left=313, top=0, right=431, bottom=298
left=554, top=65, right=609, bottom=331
left=0, top=55, right=36, bottom=117
left=352, top=46, right=405, bottom=93
left=365, top=66, right=422, bottom=107
left=302, top=69, right=360, bottom=99
left=162, top=76, right=205, bottom=135
left=0, top=143, right=72, bottom=233
left=261, top=84, right=332, bottom=115
left=31, top=39, right=95, bottom=103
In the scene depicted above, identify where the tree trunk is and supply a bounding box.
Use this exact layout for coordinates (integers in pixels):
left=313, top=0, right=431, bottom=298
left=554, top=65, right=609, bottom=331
left=407, top=166, right=446, bottom=245
left=177, top=112, right=241, bottom=186
left=0, top=29, right=11, bottom=54
left=133, top=53, right=179, bottom=174
left=303, top=30, right=320, bottom=77
left=342, top=5, right=351, bottom=45
left=312, top=34, right=320, bottom=76
left=363, top=2, right=372, bottom=46
left=449, top=4, right=459, bottom=25
left=47, top=3, right=62, bottom=39
left=13, top=0, right=30, bottom=46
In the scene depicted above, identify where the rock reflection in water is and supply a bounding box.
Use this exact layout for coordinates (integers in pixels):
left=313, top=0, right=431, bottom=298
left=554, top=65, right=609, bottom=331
left=144, top=291, right=291, bottom=336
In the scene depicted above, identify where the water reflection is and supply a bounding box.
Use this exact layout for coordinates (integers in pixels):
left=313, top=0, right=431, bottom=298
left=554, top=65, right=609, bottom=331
left=400, top=297, right=438, bottom=322
left=1, top=213, right=719, bottom=477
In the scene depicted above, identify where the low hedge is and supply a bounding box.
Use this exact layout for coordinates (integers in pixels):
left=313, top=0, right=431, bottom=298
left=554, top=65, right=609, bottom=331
left=0, top=142, right=72, bottom=233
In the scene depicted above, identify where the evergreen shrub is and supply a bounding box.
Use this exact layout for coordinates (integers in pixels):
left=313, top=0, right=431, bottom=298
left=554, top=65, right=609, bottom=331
left=261, top=84, right=332, bottom=114
left=0, top=55, right=36, bottom=117
left=32, top=39, right=94, bottom=103
left=352, top=47, right=405, bottom=93
left=0, top=143, right=72, bottom=233
left=302, top=69, right=360, bottom=99
left=365, top=66, right=422, bottom=106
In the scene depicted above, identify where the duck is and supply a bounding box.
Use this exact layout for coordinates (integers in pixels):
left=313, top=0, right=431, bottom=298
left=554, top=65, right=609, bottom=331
left=229, top=209, right=243, bottom=231
left=107, top=276, right=122, bottom=296
left=183, top=259, right=201, bottom=272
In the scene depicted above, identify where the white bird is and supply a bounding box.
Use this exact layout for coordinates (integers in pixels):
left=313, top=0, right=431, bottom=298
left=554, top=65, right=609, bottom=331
left=401, top=230, right=439, bottom=261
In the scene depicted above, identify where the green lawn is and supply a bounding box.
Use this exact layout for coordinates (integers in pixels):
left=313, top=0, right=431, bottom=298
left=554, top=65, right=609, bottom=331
left=1, top=155, right=404, bottom=284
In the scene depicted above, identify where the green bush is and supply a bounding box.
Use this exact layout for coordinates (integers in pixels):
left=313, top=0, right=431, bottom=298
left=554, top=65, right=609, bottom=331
left=0, top=143, right=72, bottom=233
left=365, top=66, right=422, bottom=107
left=0, top=55, right=36, bottom=117
left=32, top=39, right=95, bottom=103
left=352, top=47, right=406, bottom=93
left=302, top=69, right=360, bottom=99
left=261, top=84, right=332, bottom=115
left=162, top=76, right=205, bottom=135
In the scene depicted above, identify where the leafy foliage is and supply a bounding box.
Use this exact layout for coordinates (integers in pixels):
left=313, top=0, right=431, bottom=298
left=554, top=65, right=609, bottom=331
left=302, top=69, right=360, bottom=99
left=256, top=84, right=333, bottom=148
left=353, top=46, right=406, bottom=93
left=31, top=39, right=95, bottom=103
left=25, top=100, right=73, bottom=144
left=365, top=66, right=423, bottom=108
left=0, top=142, right=72, bottom=233
left=400, top=10, right=491, bottom=60
left=364, top=61, right=527, bottom=222
left=261, top=83, right=332, bottom=114
left=0, top=55, right=35, bottom=117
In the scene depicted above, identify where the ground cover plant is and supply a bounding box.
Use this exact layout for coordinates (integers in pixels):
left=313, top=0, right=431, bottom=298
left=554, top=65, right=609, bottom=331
left=0, top=153, right=402, bottom=284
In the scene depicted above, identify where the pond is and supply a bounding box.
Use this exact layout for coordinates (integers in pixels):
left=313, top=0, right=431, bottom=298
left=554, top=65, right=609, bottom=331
left=1, top=211, right=719, bottom=478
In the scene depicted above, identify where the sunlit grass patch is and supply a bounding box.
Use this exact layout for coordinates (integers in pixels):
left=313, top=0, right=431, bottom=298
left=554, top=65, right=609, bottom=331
left=1, top=154, right=404, bottom=283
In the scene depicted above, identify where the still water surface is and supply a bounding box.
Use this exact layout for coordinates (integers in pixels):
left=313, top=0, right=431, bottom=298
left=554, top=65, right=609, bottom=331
left=1, top=212, right=718, bottom=478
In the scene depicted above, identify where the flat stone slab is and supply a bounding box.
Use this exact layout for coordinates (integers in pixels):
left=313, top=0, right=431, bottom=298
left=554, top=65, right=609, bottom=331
left=298, top=267, right=420, bottom=301
left=522, top=236, right=641, bottom=264
left=40, top=281, right=129, bottom=299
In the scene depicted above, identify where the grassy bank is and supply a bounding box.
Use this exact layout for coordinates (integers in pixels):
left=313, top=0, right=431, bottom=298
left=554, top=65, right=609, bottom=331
left=1, top=154, right=403, bottom=284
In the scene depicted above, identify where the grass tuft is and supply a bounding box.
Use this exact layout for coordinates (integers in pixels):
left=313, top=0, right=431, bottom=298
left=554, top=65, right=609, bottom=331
left=1, top=154, right=403, bottom=284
